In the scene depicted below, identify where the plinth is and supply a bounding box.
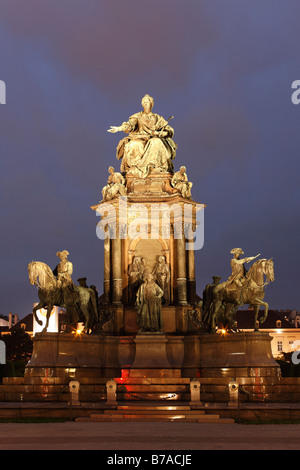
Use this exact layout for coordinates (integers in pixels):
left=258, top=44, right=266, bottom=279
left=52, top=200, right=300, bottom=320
left=92, top=172, right=205, bottom=336
left=129, top=334, right=181, bottom=378
left=181, top=331, right=280, bottom=378
left=25, top=333, right=121, bottom=379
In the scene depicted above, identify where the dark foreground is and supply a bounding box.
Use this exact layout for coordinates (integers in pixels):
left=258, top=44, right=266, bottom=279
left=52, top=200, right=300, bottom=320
left=0, top=421, right=300, bottom=450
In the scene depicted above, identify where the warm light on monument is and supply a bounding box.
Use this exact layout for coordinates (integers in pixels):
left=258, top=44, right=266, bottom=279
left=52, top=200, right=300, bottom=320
left=24, top=95, right=280, bottom=412
left=32, top=304, right=59, bottom=335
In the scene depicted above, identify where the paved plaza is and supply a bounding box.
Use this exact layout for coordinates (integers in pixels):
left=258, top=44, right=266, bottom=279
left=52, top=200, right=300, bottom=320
left=0, top=421, right=300, bottom=450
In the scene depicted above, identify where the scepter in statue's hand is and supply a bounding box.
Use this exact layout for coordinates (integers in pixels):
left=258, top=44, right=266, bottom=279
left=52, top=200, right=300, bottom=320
left=154, top=115, right=174, bottom=131
left=153, top=115, right=174, bottom=137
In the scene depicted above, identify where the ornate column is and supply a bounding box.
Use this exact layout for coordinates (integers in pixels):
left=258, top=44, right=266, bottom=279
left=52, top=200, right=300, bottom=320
left=103, top=236, right=111, bottom=304
left=111, top=235, right=123, bottom=305
left=187, top=239, right=196, bottom=303
left=176, top=236, right=187, bottom=304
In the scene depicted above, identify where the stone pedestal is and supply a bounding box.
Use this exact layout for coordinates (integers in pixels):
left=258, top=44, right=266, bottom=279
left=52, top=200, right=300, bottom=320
left=130, top=334, right=169, bottom=369
left=181, top=335, right=201, bottom=377
left=25, top=331, right=280, bottom=381
left=200, top=331, right=280, bottom=377
left=181, top=331, right=280, bottom=378
left=122, top=305, right=190, bottom=335
left=92, top=175, right=204, bottom=329
left=130, top=334, right=173, bottom=377
left=25, top=333, right=121, bottom=379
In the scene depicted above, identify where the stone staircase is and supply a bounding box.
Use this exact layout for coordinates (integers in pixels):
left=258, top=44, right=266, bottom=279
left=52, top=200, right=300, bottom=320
left=2, top=374, right=300, bottom=404
left=76, top=404, right=235, bottom=423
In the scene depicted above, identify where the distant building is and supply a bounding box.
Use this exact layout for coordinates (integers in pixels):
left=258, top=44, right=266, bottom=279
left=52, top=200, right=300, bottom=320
left=0, top=313, right=19, bottom=335
left=237, top=308, right=300, bottom=358
left=0, top=310, right=67, bottom=338
left=286, top=310, right=300, bottom=328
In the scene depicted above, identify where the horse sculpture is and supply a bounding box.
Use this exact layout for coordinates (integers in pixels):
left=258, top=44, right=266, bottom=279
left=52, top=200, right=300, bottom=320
left=28, top=261, right=98, bottom=333
left=208, top=258, right=274, bottom=332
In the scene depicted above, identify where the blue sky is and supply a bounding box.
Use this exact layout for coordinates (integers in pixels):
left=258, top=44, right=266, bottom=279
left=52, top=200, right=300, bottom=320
left=0, top=0, right=299, bottom=317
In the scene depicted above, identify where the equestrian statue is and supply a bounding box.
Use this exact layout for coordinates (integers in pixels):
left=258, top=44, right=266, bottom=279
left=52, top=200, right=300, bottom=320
left=203, top=248, right=275, bottom=333
left=28, top=250, right=98, bottom=333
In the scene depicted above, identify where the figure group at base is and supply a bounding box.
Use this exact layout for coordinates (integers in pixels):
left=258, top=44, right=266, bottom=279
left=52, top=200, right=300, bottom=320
left=28, top=243, right=274, bottom=336
left=28, top=250, right=172, bottom=335
left=128, top=255, right=170, bottom=333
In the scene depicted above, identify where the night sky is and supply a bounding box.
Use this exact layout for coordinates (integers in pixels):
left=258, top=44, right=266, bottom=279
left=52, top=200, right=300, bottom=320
left=1, top=0, right=300, bottom=319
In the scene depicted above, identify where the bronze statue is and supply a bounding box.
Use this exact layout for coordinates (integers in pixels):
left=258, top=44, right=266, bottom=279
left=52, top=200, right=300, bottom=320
left=107, top=94, right=177, bottom=177
left=135, top=274, right=164, bottom=333
left=226, top=248, right=260, bottom=304
left=95, top=309, right=114, bottom=334
left=152, top=255, right=170, bottom=305
left=53, top=250, right=77, bottom=313
left=101, top=166, right=127, bottom=201
left=28, top=256, right=98, bottom=333
left=171, top=166, right=192, bottom=198
left=202, top=276, right=221, bottom=329
left=77, top=277, right=88, bottom=288
left=128, top=256, right=146, bottom=303
left=185, top=302, right=204, bottom=332
left=54, top=250, right=73, bottom=285
left=209, top=254, right=275, bottom=332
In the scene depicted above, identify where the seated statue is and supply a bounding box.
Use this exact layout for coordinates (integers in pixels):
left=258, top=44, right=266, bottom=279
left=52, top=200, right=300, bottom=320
left=107, top=94, right=177, bottom=178
left=171, top=166, right=192, bottom=198
left=101, top=166, right=127, bottom=201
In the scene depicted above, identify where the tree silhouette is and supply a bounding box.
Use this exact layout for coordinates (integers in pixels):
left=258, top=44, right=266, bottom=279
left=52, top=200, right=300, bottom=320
left=1, top=327, right=33, bottom=362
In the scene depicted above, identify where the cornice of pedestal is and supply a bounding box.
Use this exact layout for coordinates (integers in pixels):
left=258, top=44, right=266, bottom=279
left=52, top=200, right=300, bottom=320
left=91, top=195, right=206, bottom=211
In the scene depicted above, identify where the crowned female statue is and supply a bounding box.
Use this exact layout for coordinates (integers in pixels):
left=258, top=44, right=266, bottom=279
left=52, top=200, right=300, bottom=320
left=107, top=94, right=177, bottom=178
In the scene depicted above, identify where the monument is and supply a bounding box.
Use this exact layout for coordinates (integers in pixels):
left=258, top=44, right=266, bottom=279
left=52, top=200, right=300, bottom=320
left=25, top=95, right=279, bottom=390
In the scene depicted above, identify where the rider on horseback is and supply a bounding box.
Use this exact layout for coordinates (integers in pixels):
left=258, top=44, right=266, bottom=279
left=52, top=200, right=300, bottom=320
left=54, top=250, right=73, bottom=288
left=226, top=248, right=260, bottom=305
left=53, top=250, right=79, bottom=316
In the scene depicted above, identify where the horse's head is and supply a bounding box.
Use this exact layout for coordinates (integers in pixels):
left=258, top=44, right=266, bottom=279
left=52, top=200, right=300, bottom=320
left=28, top=261, right=57, bottom=290
left=264, top=258, right=275, bottom=283
left=247, top=258, right=275, bottom=286
left=28, top=261, right=38, bottom=285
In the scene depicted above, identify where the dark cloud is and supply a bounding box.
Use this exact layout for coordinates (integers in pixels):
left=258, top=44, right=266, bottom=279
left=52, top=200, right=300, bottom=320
left=0, top=0, right=300, bottom=317
left=0, top=0, right=218, bottom=97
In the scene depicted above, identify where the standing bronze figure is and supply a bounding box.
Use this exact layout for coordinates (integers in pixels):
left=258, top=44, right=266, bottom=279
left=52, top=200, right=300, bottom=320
left=135, top=274, right=164, bottom=333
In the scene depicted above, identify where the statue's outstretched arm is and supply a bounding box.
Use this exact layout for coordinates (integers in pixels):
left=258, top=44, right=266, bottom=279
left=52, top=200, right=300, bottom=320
left=242, top=254, right=261, bottom=263
left=107, top=125, right=124, bottom=133
left=107, top=116, right=137, bottom=134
